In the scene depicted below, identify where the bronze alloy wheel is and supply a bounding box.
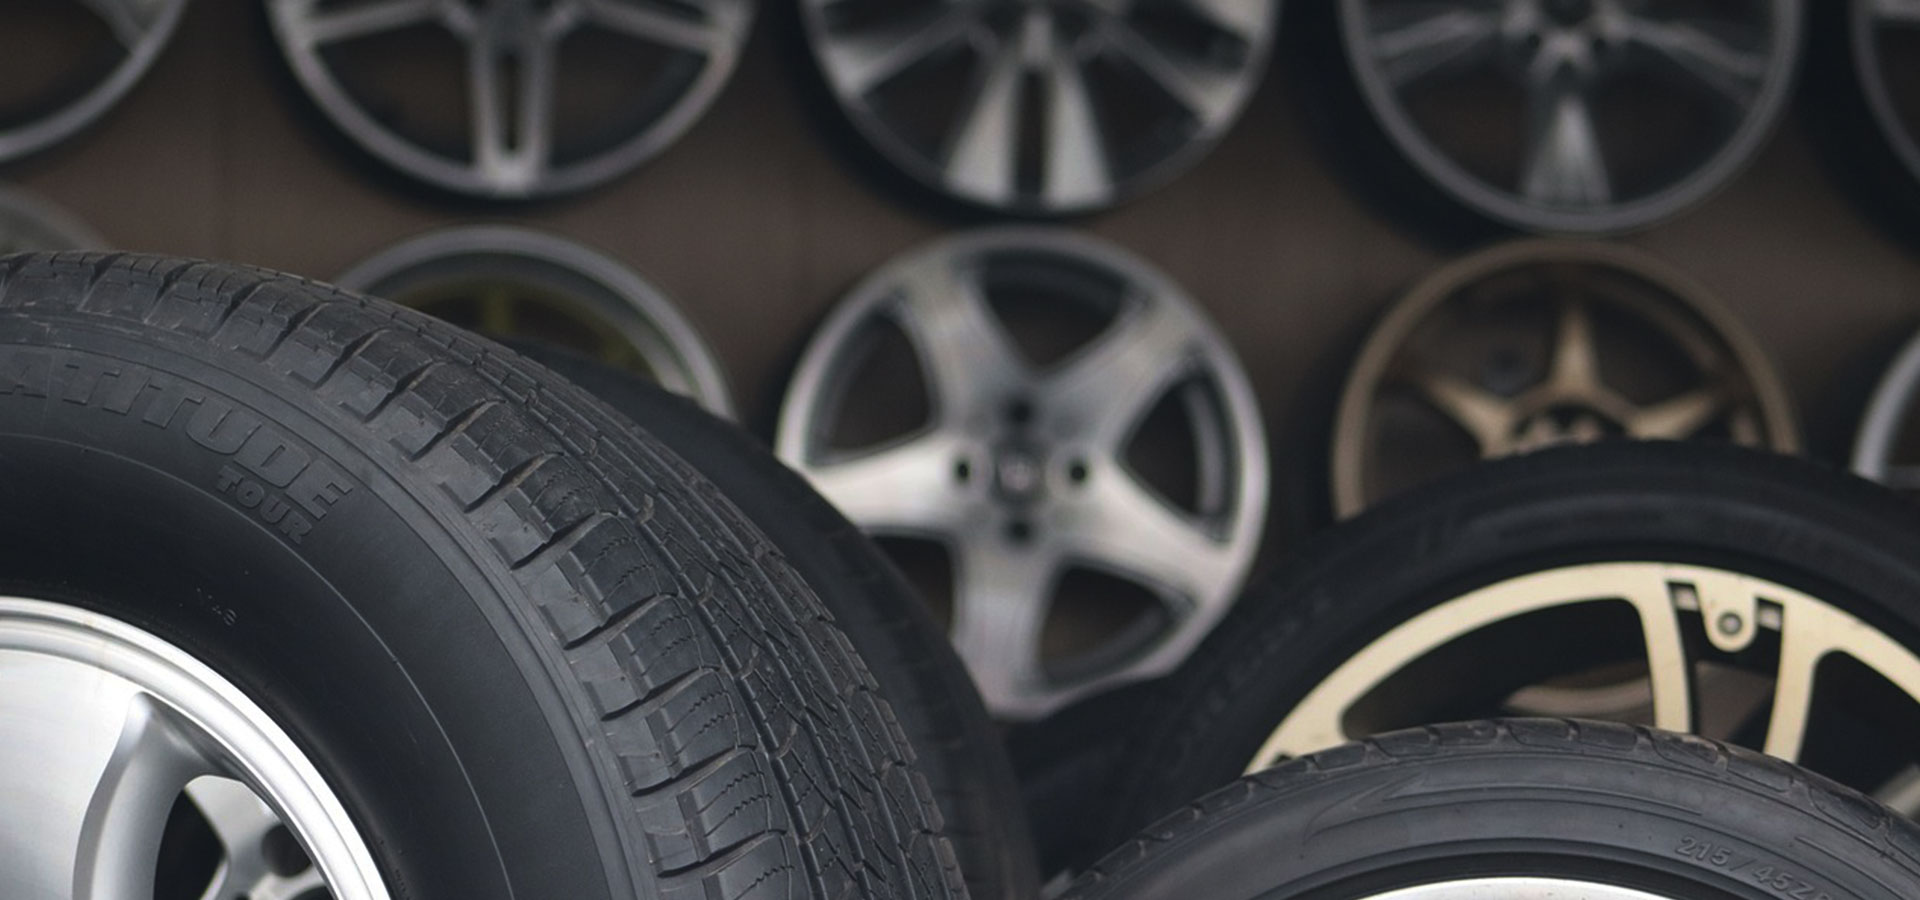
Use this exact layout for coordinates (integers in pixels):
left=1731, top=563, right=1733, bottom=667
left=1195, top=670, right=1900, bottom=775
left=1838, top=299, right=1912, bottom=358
left=1330, top=239, right=1796, bottom=517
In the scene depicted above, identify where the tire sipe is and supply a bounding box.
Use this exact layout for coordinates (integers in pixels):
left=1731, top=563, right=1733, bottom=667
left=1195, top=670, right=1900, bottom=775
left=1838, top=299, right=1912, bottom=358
left=1068, top=719, right=1920, bottom=900
left=0, top=253, right=966, bottom=900
left=507, top=340, right=1040, bottom=900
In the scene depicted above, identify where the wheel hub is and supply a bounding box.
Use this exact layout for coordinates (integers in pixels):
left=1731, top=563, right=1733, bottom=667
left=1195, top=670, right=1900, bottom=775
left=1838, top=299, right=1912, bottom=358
left=1510, top=405, right=1618, bottom=453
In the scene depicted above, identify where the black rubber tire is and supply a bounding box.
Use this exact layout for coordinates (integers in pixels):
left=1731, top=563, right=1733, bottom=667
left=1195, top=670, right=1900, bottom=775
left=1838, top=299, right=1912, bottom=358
left=1104, top=441, right=1920, bottom=847
left=1067, top=719, right=1920, bottom=900
left=0, top=253, right=967, bottom=900
left=506, top=340, right=1040, bottom=900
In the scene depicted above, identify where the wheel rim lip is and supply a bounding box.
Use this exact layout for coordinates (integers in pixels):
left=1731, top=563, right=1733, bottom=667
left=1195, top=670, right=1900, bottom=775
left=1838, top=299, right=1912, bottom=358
left=264, top=0, right=755, bottom=199
left=776, top=226, right=1269, bottom=719
left=336, top=225, right=736, bottom=418
left=1851, top=328, right=1920, bottom=482
left=1246, top=561, right=1920, bottom=778
left=796, top=3, right=1280, bottom=216
left=1330, top=239, right=1800, bottom=518
left=0, top=0, right=188, bottom=164
left=0, top=186, right=109, bottom=253
left=1337, top=0, right=1803, bottom=234
left=1357, top=878, right=1677, bottom=900
left=1852, top=2, right=1920, bottom=209
left=0, top=595, right=390, bottom=900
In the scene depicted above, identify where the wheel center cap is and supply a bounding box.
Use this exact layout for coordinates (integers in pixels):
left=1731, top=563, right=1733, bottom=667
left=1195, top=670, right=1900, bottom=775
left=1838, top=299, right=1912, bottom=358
left=1512, top=406, right=1617, bottom=453
left=992, top=445, right=1048, bottom=504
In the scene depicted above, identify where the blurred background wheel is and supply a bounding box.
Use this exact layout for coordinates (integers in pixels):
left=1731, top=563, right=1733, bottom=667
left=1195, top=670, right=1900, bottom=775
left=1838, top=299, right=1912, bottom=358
left=0, top=0, right=188, bottom=163
left=0, top=185, right=107, bottom=253
left=1106, top=442, right=1920, bottom=847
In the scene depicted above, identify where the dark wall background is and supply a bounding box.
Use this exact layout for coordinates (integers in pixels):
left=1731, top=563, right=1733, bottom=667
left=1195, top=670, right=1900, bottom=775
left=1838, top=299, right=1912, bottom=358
left=10, top=0, right=1920, bottom=548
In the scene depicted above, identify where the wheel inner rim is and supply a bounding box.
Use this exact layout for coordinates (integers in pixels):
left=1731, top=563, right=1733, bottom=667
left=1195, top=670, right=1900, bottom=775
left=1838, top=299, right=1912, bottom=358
left=1332, top=241, right=1796, bottom=517
left=265, top=0, right=753, bottom=198
left=0, top=0, right=187, bottom=163
left=777, top=229, right=1268, bottom=720
left=1854, top=0, right=1920, bottom=200
left=1359, top=878, right=1675, bottom=900
left=1247, top=562, right=1920, bottom=815
left=0, top=596, right=388, bottom=900
left=1339, top=0, right=1800, bottom=232
left=336, top=227, right=735, bottom=418
left=799, top=0, right=1278, bottom=214
left=0, top=186, right=107, bottom=254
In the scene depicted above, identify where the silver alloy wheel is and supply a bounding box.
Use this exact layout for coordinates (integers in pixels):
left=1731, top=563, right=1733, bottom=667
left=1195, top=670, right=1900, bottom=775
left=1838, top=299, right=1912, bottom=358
left=799, top=0, right=1280, bottom=215
left=777, top=228, right=1268, bottom=720
left=0, top=186, right=108, bottom=253
left=1852, top=0, right=1920, bottom=189
left=1340, top=0, right=1802, bottom=233
left=1358, top=879, right=1674, bottom=900
left=1331, top=240, right=1797, bottom=517
left=336, top=227, right=734, bottom=417
left=265, top=0, right=754, bottom=198
left=1851, top=330, right=1920, bottom=490
left=1246, top=562, right=1920, bottom=815
left=0, top=596, right=388, bottom=899
left=0, top=0, right=187, bottom=163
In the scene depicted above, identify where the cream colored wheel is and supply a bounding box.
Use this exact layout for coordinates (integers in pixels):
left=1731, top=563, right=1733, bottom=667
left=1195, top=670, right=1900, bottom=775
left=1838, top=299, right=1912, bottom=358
left=1331, top=240, right=1796, bottom=517
left=1103, top=443, right=1920, bottom=845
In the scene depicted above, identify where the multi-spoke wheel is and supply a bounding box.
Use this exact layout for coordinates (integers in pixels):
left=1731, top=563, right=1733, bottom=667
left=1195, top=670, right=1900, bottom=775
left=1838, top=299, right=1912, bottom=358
left=777, top=228, right=1268, bottom=719
left=1849, top=0, right=1920, bottom=192
left=1331, top=239, right=1796, bottom=517
left=0, top=0, right=187, bottom=162
left=336, top=227, right=733, bottom=416
left=1104, top=443, right=1920, bottom=847
left=0, top=598, right=386, bottom=900
left=0, top=185, right=106, bottom=253
left=799, top=0, right=1280, bottom=215
left=265, top=0, right=754, bottom=198
left=1338, top=0, right=1802, bottom=233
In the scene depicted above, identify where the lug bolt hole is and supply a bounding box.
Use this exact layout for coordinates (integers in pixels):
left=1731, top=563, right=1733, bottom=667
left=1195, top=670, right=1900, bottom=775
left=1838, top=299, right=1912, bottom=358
left=954, top=459, right=972, bottom=483
left=1716, top=612, right=1743, bottom=635
left=1067, top=460, right=1090, bottom=484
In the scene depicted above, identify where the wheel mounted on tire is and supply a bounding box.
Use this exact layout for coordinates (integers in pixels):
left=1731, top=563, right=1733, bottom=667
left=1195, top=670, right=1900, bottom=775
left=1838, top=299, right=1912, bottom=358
left=0, top=252, right=967, bottom=900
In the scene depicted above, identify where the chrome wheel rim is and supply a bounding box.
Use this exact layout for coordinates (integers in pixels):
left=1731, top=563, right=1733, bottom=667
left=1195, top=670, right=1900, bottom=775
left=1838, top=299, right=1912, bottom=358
left=799, top=0, right=1280, bottom=215
left=0, top=596, right=388, bottom=899
left=1331, top=240, right=1797, bottom=517
left=0, top=0, right=187, bottom=162
left=337, top=227, right=734, bottom=417
left=1853, top=0, right=1920, bottom=190
left=0, top=186, right=107, bottom=253
left=1246, top=562, right=1920, bottom=817
left=1359, top=880, right=1675, bottom=900
left=777, top=228, right=1268, bottom=719
left=265, top=0, right=754, bottom=198
left=1340, top=0, right=1802, bottom=233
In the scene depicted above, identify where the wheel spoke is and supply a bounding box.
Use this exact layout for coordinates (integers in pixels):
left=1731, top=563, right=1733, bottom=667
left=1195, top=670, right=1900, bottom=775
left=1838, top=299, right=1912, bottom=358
left=820, top=7, right=978, bottom=97
left=74, top=695, right=220, bottom=900
left=1102, top=22, right=1243, bottom=122
left=254, top=866, right=329, bottom=900
left=1367, top=5, right=1503, bottom=88
left=1627, top=386, right=1725, bottom=439
left=1873, top=765, right=1920, bottom=818
left=889, top=259, right=1029, bottom=425
left=579, top=0, right=724, bottom=53
left=1042, top=57, right=1113, bottom=209
left=1063, top=466, right=1233, bottom=600
left=1173, top=0, right=1269, bottom=43
left=1547, top=300, right=1604, bottom=393
left=1626, top=18, right=1767, bottom=110
left=78, top=0, right=166, bottom=50
left=1043, top=297, right=1200, bottom=451
left=949, top=540, right=1058, bottom=709
left=1871, top=0, right=1920, bottom=27
left=944, top=30, right=1029, bottom=207
left=1629, top=579, right=1695, bottom=734
left=188, top=777, right=289, bottom=900
left=1522, top=88, right=1612, bottom=207
left=1761, top=611, right=1826, bottom=763
left=290, top=0, right=438, bottom=47
left=806, top=434, right=970, bottom=534
left=1403, top=368, right=1513, bottom=452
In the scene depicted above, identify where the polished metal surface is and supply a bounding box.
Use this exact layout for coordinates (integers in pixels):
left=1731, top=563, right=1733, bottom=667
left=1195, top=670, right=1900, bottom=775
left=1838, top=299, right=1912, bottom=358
left=0, top=596, right=387, bottom=899
left=0, top=0, right=187, bottom=163
left=1853, top=0, right=1920, bottom=190
left=265, top=0, right=754, bottom=198
left=1358, top=879, right=1675, bottom=900
left=1331, top=240, right=1797, bottom=516
left=799, top=0, right=1279, bottom=215
left=1248, top=562, right=1920, bottom=818
left=1340, top=0, right=1801, bottom=233
left=336, top=226, right=734, bottom=417
left=0, top=186, right=107, bottom=254
left=778, top=228, right=1268, bottom=719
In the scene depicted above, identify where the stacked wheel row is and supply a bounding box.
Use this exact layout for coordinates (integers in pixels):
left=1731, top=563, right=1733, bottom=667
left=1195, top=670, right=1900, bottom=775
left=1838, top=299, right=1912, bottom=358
left=3, top=2, right=1920, bottom=238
